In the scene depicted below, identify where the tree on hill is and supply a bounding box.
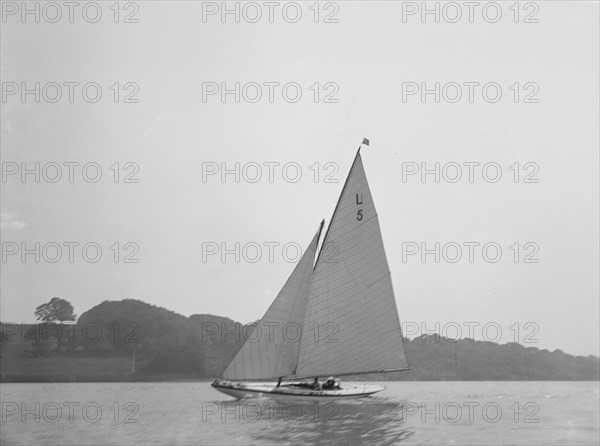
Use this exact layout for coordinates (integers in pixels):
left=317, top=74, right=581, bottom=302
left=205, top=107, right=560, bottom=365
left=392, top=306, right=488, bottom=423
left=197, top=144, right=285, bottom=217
left=34, top=297, right=76, bottom=322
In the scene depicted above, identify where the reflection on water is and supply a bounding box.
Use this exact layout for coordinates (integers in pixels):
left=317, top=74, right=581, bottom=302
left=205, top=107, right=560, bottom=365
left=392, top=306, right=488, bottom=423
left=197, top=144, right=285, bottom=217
left=234, top=398, right=413, bottom=445
left=1, top=381, right=598, bottom=445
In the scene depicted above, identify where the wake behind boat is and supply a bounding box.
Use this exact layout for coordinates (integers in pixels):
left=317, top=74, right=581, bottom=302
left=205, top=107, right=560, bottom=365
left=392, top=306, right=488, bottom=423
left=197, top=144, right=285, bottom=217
left=212, top=140, right=409, bottom=400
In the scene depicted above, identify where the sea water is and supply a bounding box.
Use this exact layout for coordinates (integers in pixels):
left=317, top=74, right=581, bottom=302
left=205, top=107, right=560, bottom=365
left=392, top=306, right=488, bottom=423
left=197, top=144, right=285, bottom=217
left=1, top=381, right=598, bottom=445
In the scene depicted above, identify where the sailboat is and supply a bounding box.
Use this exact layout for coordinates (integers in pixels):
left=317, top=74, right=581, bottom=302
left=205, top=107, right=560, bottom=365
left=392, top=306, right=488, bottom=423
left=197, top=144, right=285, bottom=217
left=212, top=142, right=409, bottom=400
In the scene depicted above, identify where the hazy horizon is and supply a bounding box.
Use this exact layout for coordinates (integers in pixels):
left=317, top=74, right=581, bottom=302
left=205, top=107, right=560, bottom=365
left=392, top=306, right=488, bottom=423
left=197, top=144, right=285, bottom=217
left=2, top=2, right=599, bottom=357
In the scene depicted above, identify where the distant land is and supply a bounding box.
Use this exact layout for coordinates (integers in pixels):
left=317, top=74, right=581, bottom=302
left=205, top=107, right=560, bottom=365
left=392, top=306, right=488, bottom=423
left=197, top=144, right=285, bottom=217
left=1, top=299, right=598, bottom=382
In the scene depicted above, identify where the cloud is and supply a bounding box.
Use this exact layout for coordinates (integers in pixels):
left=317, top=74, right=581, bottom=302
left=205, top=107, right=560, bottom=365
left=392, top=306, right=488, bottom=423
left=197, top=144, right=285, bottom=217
left=1, top=212, right=26, bottom=230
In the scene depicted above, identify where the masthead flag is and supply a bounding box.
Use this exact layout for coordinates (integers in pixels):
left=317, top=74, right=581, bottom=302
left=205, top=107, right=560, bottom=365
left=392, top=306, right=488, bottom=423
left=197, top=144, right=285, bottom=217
left=362, top=138, right=370, bottom=146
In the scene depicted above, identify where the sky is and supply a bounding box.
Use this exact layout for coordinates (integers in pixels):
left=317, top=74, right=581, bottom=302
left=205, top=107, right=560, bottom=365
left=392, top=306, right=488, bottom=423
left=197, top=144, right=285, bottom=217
left=1, top=1, right=598, bottom=356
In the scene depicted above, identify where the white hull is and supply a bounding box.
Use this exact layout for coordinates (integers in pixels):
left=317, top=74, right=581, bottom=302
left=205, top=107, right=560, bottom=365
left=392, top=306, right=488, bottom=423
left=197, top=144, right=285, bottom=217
left=212, top=381, right=385, bottom=401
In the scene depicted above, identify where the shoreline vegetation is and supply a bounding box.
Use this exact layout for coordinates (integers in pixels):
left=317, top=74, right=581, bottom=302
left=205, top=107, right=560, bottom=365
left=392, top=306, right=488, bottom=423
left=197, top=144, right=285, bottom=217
left=2, top=299, right=599, bottom=383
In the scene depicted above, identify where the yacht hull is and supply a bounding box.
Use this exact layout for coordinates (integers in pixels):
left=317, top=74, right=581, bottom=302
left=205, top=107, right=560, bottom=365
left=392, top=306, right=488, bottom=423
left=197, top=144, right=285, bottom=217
left=211, top=381, right=385, bottom=401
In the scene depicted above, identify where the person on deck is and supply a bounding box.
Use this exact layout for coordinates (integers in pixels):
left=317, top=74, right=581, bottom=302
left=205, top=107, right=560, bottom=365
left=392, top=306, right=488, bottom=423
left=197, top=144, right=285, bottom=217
left=323, top=376, right=336, bottom=390
left=312, top=377, right=322, bottom=390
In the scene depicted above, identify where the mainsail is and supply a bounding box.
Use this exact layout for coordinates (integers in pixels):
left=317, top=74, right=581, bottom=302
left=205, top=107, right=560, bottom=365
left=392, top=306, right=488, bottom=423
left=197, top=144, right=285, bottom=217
left=295, top=149, right=409, bottom=377
left=222, top=221, right=324, bottom=380
left=219, top=147, right=408, bottom=382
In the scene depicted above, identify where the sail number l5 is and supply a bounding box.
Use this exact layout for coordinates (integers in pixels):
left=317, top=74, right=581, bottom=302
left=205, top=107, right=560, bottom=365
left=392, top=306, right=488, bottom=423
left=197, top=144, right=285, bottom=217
left=356, top=193, right=363, bottom=221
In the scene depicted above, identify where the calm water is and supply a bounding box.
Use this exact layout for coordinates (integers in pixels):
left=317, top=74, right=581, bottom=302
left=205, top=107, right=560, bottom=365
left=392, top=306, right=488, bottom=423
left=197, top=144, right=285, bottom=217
left=1, top=381, right=598, bottom=445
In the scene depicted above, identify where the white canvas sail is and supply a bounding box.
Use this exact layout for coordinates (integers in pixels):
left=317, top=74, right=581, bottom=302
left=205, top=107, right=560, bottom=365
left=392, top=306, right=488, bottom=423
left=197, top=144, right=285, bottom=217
left=222, top=222, right=323, bottom=380
left=295, top=149, right=408, bottom=377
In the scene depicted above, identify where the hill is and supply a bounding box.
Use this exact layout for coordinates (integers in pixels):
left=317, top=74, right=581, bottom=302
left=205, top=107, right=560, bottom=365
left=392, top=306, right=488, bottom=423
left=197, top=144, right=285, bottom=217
left=1, top=299, right=598, bottom=382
